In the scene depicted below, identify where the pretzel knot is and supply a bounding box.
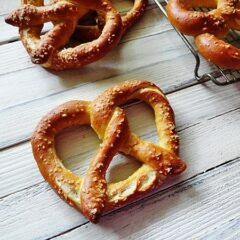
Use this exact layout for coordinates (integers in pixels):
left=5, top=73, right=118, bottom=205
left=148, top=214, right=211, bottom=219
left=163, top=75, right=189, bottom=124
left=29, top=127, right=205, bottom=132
left=166, top=0, right=240, bottom=69
left=5, top=0, right=123, bottom=70
left=31, top=80, right=186, bottom=223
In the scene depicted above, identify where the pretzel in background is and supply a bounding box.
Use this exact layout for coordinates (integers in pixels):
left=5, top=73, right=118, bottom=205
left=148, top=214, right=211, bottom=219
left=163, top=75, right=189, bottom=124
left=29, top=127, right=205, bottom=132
left=5, top=0, right=123, bottom=70
left=166, top=0, right=240, bottom=69
left=5, top=0, right=149, bottom=70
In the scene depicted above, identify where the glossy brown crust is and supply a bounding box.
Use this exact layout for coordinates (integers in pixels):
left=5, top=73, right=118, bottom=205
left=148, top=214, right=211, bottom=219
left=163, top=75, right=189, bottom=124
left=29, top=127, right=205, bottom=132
left=5, top=0, right=123, bottom=70
left=166, top=0, right=240, bottom=69
left=166, top=0, right=228, bottom=37
left=31, top=80, right=186, bottom=223
left=195, top=33, right=240, bottom=69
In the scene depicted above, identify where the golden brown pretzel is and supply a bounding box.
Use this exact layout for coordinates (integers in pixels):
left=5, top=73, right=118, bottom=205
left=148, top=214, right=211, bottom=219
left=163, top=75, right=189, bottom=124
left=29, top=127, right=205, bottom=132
left=31, top=80, right=186, bottom=223
left=73, top=0, right=148, bottom=42
left=5, top=0, right=122, bottom=70
left=195, top=33, right=240, bottom=69
left=166, top=0, right=240, bottom=69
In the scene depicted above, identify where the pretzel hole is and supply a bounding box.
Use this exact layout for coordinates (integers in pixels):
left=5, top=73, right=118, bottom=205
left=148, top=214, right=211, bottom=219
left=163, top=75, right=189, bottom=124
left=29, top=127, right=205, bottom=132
left=54, top=124, right=143, bottom=183
left=190, top=7, right=213, bottom=12
left=125, top=102, right=158, bottom=144
left=184, top=0, right=216, bottom=10
left=77, top=11, right=98, bottom=26
left=36, top=0, right=53, bottom=34
left=106, top=154, right=142, bottom=183
left=55, top=125, right=100, bottom=176
left=41, top=22, right=54, bottom=35
left=112, top=0, right=134, bottom=16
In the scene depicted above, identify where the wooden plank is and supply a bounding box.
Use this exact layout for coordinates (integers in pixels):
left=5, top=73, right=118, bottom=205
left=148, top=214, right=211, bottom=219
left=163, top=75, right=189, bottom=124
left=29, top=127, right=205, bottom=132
left=0, top=1, right=21, bottom=16
left=1, top=82, right=240, bottom=240
left=0, top=30, right=184, bottom=111
left=54, top=159, right=240, bottom=240
left=0, top=34, right=215, bottom=149
left=0, top=56, right=228, bottom=151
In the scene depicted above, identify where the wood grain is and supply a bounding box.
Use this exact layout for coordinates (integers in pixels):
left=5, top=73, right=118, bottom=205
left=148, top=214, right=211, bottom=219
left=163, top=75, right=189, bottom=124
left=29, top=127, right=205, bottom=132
left=1, top=81, right=240, bottom=240
left=55, top=158, right=240, bottom=240
left=0, top=30, right=216, bottom=150
left=1, top=1, right=239, bottom=239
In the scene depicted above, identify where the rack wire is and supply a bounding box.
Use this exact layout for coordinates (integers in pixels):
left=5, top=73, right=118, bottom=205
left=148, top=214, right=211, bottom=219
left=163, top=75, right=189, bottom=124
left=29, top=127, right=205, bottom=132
left=154, top=0, right=240, bottom=86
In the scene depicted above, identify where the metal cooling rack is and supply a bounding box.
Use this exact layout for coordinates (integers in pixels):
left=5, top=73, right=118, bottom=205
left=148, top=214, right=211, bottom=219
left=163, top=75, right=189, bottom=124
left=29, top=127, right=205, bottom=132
left=154, top=0, right=240, bottom=86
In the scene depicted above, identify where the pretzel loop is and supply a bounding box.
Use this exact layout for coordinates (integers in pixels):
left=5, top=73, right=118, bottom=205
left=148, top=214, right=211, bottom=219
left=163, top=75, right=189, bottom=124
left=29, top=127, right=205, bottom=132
left=31, top=80, right=186, bottom=223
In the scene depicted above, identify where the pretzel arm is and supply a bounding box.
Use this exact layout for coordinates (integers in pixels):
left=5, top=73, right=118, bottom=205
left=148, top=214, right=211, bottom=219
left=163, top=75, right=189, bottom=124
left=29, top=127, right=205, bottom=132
left=45, top=5, right=123, bottom=70
left=121, top=133, right=185, bottom=176
left=121, top=0, right=148, bottom=32
left=195, top=33, right=240, bottom=69
left=23, top=20, right=77, bottom=64
left=81, top=108, right=128, bottom=223
left=5, top=2, right=80, bottom=27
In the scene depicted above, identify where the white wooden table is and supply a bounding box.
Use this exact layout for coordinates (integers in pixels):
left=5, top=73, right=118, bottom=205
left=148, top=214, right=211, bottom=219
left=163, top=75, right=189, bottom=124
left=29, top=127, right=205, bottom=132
left=1, top=1, right=240, bottom=239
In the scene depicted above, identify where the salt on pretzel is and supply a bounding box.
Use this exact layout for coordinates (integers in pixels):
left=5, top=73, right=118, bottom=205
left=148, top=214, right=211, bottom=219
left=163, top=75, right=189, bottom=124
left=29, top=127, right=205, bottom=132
left=5, top=0, right=122, bottom=70
left=73, top=0, right=148, bottom=42
left=166, top=0, right=240, bottom=69
left=31, top=80, right=186, bottom=223
left=195, top=33, right=240, bottom=69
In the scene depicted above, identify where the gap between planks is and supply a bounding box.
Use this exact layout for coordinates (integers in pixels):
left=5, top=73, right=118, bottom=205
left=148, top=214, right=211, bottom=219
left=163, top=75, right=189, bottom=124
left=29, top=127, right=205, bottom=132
left=0, top=70, right=205, bottom=153
left=0, top=23, right=217, bottom=150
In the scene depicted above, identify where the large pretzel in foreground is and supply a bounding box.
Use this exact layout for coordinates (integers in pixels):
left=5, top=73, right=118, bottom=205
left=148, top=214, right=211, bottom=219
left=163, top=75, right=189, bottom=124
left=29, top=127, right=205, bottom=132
left=5, top=0, right=122, bottom=70
left=166, top=0, right=240, bottom=69
left=31, top=80, right=186, bottom=223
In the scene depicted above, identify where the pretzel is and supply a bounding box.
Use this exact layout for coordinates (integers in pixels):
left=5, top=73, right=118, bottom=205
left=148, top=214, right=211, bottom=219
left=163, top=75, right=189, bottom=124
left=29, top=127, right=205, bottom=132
left=166, top=0, right=240, bottom=69
left=195, top=33, right=240, bottom=69
left=31, top=80, right=186, bottom=223
left=5, top=0, right=122, bottom=70
left=73, top=0, right=148, bottom=42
